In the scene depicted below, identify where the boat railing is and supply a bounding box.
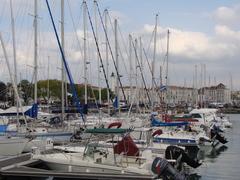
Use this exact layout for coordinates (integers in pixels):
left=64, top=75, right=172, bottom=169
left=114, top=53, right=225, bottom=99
left=116, top=154, right=146, bottom=167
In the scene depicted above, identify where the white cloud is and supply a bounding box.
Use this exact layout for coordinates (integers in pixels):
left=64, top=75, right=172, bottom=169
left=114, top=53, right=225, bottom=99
left=140, top=23, right=240, bottom=62
left=213, top=4, right=240, bottom=26
left=215, top=25, right=240, bottom=40
left=134, top=22, right=240, bottom=88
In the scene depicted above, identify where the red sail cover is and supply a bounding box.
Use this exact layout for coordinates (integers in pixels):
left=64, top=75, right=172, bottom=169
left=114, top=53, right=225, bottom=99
left=114, top=135, right=140, bottom=156
left=108, top=122, right=122, bottom=129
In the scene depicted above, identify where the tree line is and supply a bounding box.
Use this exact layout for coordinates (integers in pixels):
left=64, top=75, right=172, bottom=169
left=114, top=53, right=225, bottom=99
left=0, top=80, right=113, bottom=105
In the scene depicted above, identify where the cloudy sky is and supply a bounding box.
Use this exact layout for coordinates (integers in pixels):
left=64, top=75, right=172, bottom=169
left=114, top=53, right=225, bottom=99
left=0, top=0, right=239, bottom=90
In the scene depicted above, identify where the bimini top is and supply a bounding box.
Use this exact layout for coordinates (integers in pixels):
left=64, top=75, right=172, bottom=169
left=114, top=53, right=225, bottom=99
left=84, top=128, right=133, bottom=134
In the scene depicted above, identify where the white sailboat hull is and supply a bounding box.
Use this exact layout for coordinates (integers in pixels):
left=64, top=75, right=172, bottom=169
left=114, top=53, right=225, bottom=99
left=0, top=137, right=28, bottom=156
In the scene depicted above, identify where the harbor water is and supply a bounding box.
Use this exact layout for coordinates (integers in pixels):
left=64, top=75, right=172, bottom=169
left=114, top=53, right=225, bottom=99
left=192, top=114, right=240, bottom=179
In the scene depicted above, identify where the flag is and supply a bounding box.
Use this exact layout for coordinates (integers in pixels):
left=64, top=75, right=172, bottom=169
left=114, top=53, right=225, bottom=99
left=160, top=85, right=167, bottom=92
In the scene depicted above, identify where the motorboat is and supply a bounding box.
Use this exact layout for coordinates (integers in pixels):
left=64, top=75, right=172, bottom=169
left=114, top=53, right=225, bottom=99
left=32, top=127, right=186, bottom=179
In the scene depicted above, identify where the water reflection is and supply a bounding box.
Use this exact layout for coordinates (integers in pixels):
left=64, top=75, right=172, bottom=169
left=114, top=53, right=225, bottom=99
left=188, top=144, right=229, bottom=179
left=188, top=173, right=202, bottom=180
left=207, top=145, right=228, bottom=159
left=197, top=144, right=228, bottom=161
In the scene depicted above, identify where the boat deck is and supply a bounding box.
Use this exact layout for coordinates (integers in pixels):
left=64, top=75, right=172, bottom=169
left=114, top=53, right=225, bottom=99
left=0, top=154, right=155, bottom=179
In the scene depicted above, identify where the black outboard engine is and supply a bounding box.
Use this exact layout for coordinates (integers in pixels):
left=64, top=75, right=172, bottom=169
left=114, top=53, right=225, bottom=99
left=70, top=127, right=84, bottom=142
left=211, top=125, right=228, bottom=144
left=152, top=157, right=186, bottom=180
left=165, top=146, right=202, bottom=168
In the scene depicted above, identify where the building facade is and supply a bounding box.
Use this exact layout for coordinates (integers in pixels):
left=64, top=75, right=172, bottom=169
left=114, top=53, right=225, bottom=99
left=200, top=83, right=231, bottom=104
left=118, top=83, right=231, bottom=105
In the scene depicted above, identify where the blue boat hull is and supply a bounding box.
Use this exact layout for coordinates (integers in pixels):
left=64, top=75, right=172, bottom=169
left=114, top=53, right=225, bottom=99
left=153, top=137, right=197, bottom=145
left=0, top=125, right=8, bottom=132
left=151, top=118, right=188, bottom=127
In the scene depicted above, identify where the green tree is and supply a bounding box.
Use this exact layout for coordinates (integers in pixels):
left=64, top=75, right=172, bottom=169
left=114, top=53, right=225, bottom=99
left=0, top=81, right=7, bottom=101
left=18, top=79, right=33, bottom=104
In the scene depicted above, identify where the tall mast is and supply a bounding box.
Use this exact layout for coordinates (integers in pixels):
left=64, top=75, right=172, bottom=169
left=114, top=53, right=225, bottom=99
left=230, top=72, right=233, bottom=102
left=160, top=65, right=162, bottom=103
left=115, top=19, right=119, bottom=114
left=47, top=56, right=50, bottom=105
left=61, top=0, right=65, bottom=121
left=135, top=39, right=138, bottom=110
left=63, top=0, right=68, bottom=110
left=129, top=34, right=133, bottom=105
left=105, top=9, right=110, bottom=115
left=83, top=0, right=87, bottom=105
left=204, top=64, right=206, bottom=87
left=195, top=65, right=198, bottom=107
left=139, top=37, right=143, bottom=105
left=10, top=0, right=19, bottom=121
left=94, top=1, right=101, bottom=105
left=10, top=0, right=17, bottom=88
left=34, top=0, right=38, bottom=105
left=152, top=14, right=158, bottom=108
left=183, top=78, right=186, bottom=102
left=165, top=29, right=170, bottom=105
left=200, top=64, right=202, bottom=108
left=192, top=70, right=194, bottom=105
left=203, top=64, right=206, bottom=107
left=208, top=75, right=210, bottom=86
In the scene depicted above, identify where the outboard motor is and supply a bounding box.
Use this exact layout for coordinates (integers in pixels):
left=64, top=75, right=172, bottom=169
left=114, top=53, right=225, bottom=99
left=152, top=157, right=186, bottom=180
left=211, top=125, right=228, bottom=144
left=211, top=130, right=228, bottom=144
left=165, top=146, right=202, bottom=168
left=70, top=127, right=84, bottom=142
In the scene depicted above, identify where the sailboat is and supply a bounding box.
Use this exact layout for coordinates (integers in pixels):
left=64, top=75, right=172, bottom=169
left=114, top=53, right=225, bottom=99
left=0, top=2, right=30, bottom=157
left=0, top=136, right=28, bottom=156
left=0, top=32, right=29, bottom=156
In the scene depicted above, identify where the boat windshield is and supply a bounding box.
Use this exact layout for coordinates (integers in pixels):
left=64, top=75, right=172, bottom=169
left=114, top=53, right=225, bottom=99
left=191, top=113, right=202, bottom=118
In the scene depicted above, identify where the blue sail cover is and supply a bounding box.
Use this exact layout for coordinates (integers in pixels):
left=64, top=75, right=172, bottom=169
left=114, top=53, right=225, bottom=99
left=113, top=96, right=118, bottom=109
left=82, top=104, right=88, bottom=114
left=0, top=104, right=38, bottom=118
left=24, top=103, right=38, bottom=118
left=151, top=117, right=188, bottom=127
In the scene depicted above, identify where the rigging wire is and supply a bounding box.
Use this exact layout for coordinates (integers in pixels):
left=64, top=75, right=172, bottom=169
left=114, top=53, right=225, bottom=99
left=67, top=0, right=84, bottom=78
left=95, top=2, right=127, bottom=103
left=45, top=0, right=85, bottom=122
left=132, top=40, right=151, bottom=105
left=143, top=48, right=162, bottom=100
left=106, top=12, right=129, bottom=82
left=66, top=1, right=101, bottom=112
left=84, top=1, right=113, bottom=103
